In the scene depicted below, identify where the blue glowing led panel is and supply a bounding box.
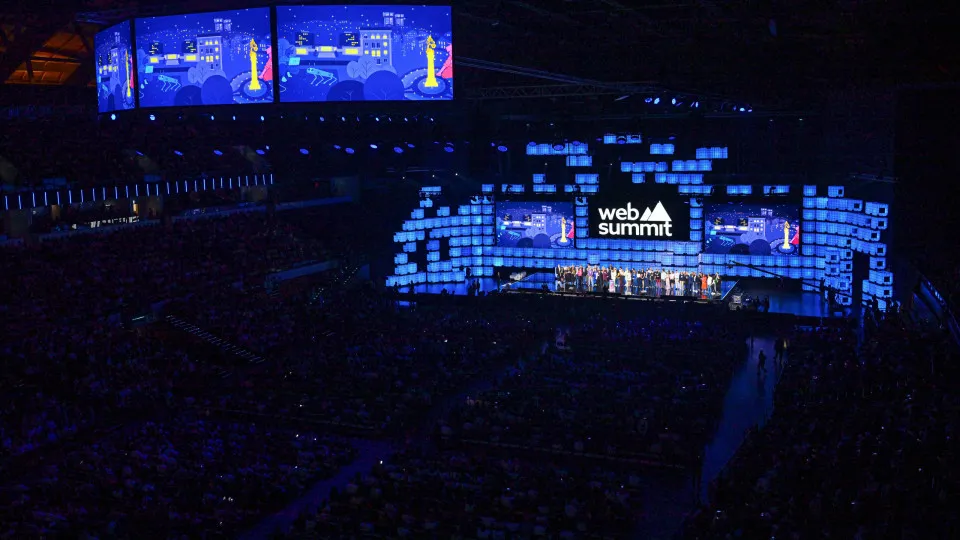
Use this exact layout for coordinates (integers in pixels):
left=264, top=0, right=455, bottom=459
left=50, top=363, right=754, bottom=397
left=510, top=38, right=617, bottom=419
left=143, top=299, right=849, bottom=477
left=277, top=5, right=453, bottom=102
left=705, top=201, right=801, bottom=256
left=496, top=201, right=575, bottom=248
left=96, top=21, right=135, bottom=113
left=135, top=9, right=273, bottom=108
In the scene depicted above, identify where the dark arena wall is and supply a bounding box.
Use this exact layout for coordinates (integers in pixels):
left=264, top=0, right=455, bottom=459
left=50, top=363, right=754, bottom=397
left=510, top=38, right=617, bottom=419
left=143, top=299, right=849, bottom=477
left=388, top=134, right=893, bottom=309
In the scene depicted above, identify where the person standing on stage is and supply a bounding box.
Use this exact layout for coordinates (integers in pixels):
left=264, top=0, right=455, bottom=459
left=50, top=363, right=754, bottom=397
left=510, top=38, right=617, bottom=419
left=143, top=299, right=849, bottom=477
left=625, top=268, right=632, bottom=295
left=707, top=274, right=714, bottom=296
left=714, top=272, right=722, bottom=295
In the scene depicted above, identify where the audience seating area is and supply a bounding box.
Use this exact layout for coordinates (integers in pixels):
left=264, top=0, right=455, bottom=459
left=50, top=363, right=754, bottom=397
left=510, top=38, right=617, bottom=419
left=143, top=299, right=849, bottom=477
left=442, top=318, right=743, bottom=466
left=285, top=449, right=641, bottom=539
left=680, top=313, right=958, bottom=539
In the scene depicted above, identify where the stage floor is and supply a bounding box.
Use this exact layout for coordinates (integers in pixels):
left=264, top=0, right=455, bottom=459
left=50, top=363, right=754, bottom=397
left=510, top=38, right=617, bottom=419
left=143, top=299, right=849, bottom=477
left=409, top=274, right=833, bottom=318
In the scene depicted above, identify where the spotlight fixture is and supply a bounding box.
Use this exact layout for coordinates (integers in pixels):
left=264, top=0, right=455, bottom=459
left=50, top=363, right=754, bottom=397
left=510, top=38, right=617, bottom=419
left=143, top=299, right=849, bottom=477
left=300, top=148, right=310, bottom=155
left=345, top=147, right=355, bottom=154
left=444, top=146, right=454, bottom=153
left=260, top=116, right=265, bottom=122
left=653, top=97, right=660, bottom=105
left=210, top=115, right=215, bottom=120
left=110, top=113, right=116, bottom=120
left=333, top=145, right=342, bottom=150
left=149, top=114, right=156, bottom=121
left=394, top=147, right=404, bottom=154
left=173, top=150, right=183, bottom=156
left=256, top=149, right=266, bottom=155
left=370, top=144, right=378, bottom=149
left=213, top=149, right=223, bottom=156
left=407, top=143, right=415, bottom=148
left=497, top=145, right=508, bottom=153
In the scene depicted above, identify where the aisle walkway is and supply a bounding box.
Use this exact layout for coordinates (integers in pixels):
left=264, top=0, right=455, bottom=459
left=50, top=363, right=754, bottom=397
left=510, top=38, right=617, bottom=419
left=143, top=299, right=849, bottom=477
left=635, top=336, right=780, bottom=539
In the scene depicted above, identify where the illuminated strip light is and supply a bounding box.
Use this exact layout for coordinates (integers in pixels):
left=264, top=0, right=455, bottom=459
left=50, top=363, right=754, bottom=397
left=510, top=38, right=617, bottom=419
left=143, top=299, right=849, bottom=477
left=184, top=55, right=197, bottom=61
left=165, top=54, right=178, bottom=60
left=342, top=47, right=360, bottom=55
left=319, top=46, right=334, bottom=52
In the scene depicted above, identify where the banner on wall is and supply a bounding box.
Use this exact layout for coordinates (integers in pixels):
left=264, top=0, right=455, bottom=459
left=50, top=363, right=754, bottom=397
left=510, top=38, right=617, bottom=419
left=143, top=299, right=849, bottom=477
left=588, top=188, right=691, bottom=240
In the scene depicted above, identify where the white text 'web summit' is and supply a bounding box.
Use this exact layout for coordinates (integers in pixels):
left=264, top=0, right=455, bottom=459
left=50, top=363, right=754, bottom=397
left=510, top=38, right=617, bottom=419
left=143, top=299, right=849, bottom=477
left=596, top=202, right=673, bottom=237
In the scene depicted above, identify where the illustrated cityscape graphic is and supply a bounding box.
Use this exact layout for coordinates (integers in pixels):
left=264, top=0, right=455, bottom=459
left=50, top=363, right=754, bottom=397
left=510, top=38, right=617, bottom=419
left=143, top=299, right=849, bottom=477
left=136, top=9, right=273, bottom=108
left=277, top=5, right=453, bottom=102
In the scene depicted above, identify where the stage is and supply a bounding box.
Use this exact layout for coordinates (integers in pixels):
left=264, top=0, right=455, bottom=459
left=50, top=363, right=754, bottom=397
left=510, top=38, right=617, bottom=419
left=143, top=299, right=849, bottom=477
left=408, top=275, right=837, bottom=318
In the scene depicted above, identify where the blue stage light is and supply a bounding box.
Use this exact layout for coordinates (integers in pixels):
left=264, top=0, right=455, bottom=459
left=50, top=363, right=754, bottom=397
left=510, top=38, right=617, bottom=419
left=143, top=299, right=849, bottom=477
left=345, top=147, right=355, bottom=154
left=671, top=98, right=677, bottom=105
left=256, top=149, right=265, bottom=155
left=404, top=117, right=409, bottom=122
left=375, top=116, right=380, bottom=122
left=333, top=145, right=341, bottom=150
left=370, top=144, right=378, bottom=149
left=110, top=113, right=116, bottom=121
left=174, top=150, right=183, bottom=156
left=394, top=147, right=404, bottom=154
left=210, top=115, right=215, bottom=120
left=739, top=107, right=745, bottom=112
left=300, top=148, right=309, bottom=155
left=497, top=145, right=508, bottom=153
left=213, top=149, right=223, bottom=156
left=340, top=116, right=346, bottom=122
left=232, top=116, right=236, bottom=121
left=444, top=146, right=454, bottom=153
left=149, top=114, right=156, bottom=121
left=260, top=116, right=265, bottom=122
left=135, top=151, right=143, bottom=156
left=319, top=116, right=325, bottom=122
left=653, top=97, right=660, bottom=104
left=407, top=143, right=415, bottom=148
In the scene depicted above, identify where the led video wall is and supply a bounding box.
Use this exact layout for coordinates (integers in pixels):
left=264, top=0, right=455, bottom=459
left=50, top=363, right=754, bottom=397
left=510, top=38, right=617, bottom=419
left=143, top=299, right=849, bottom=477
left=496, top=201, right=575, bottom=248
left=705, top=201, right=801, bottom=256
left=135, top=8, right=273, bottom=108
left=276, top=5, right=453, bottom=102
left=95, top=20, right=135, bottom=113
left=387, top=137, right=895, bottom=309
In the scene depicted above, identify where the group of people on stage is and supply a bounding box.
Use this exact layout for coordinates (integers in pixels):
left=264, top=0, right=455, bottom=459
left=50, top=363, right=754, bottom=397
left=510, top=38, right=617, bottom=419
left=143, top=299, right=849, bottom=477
left=555, top=265, right=723, bottom=297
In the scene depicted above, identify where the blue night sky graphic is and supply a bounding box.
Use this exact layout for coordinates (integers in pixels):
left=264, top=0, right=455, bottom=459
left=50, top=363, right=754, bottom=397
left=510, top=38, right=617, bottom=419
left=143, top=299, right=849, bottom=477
left=277, top=5, right=453, bottom=102
left=95, top=20, right=134, bottom=113
left=135, top=8, right=272, bottom=108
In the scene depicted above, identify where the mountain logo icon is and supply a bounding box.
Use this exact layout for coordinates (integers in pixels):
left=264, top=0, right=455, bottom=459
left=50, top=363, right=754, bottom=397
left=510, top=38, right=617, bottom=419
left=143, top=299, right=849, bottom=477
left=641, top=201, right=672, bottom=222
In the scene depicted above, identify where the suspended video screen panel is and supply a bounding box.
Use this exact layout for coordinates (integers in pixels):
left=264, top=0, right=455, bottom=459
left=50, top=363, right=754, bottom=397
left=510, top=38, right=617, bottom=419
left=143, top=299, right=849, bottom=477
left=705, top=201, right=801, bottom=256
left=277, top=5, right=453, bottom=102
left=95, top=20, right=135, bottom=113
left=135, top=8, right=273, bottom=108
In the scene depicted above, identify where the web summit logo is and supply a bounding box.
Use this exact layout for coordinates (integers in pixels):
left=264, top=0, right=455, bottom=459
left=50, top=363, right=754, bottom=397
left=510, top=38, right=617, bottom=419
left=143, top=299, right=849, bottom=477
left=597, top=202, right=673, bottom=237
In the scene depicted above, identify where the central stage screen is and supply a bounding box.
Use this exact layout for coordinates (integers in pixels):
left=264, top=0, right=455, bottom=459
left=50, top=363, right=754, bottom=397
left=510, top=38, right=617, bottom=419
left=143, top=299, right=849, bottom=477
left=277, top=5, right=453, bottom=102
left=496, top=201, right=575, bottom=248
left=96, top=21, right=134, bottom=113
left=705, top=201, right=801, bottom=256
left=135, top=8, right=273, bottom=108
left=588, top=188, right=691, bottom=240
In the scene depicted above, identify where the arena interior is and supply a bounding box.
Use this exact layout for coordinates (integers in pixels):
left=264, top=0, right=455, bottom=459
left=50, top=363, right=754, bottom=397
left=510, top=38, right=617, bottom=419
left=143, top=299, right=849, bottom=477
left=1, top=1, right=959, bottom=539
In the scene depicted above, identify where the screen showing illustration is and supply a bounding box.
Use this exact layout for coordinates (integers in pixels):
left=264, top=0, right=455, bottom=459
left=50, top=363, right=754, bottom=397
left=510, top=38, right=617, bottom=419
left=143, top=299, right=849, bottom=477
left=496, top=202, right=575, bottom=248
left=95, top=20, right=135, bottom=113
left=135, top=8, right=273, bottom=108
left=277, top=5, right=453, bottom=102
left=705, top=201, right=801, bottom=255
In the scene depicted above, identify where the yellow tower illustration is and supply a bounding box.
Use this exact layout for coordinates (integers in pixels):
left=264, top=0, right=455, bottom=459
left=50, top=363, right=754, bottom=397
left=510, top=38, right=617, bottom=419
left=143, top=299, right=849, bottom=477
left=125, top=50, right=132, bottom=99
left=248, top=39, right=262, bottom=91
left=560, top=217, right=569, bottom=244
left=424, top=36, right=438, bottom=88
left=783, top=221, right=791, bottom=250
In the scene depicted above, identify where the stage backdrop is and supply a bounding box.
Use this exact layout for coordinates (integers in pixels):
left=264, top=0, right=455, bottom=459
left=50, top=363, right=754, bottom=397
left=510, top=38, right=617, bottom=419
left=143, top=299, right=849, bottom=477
left=135, top=8, right=273, bottom=108
left=387, top=136, right=894, bottom=310
left=95, top=20, right=135, bottom=113
left=276, top=5, right=453, bottom=102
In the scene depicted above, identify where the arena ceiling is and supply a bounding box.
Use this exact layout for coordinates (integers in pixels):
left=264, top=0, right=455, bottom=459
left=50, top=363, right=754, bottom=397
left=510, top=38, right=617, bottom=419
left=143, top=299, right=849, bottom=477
left=0, top=0, right=954, bottom=108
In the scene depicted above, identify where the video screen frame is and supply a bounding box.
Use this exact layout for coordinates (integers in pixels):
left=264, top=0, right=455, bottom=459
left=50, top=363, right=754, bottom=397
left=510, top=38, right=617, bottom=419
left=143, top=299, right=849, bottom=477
left=704, top=200, right=802, bottom=256
left=95, top=20, right=135, bottom=113
left=134, top=8, right=274, bottom=109
left=495, top=200, right=576, bottom=249
left=276, top=4, right=454, bottom=103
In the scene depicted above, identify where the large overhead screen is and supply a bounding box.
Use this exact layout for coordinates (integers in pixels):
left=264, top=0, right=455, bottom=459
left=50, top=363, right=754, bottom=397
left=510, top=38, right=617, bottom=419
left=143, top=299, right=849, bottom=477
left=277, top=5, right=453, bottom=102
left=496, top=201, right=575, bottom=248
left=135, top=8, right=273, bottom=108
left=95, top=21, right=135, bottom=113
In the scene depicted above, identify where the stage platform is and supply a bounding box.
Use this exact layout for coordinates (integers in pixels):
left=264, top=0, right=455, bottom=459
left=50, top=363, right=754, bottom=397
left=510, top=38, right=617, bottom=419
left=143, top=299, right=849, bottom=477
left=408, top=274, right=837, bottom=319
